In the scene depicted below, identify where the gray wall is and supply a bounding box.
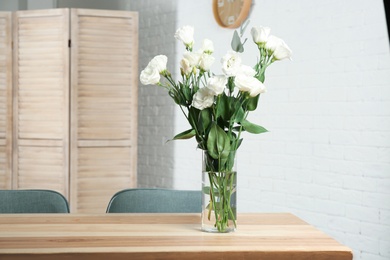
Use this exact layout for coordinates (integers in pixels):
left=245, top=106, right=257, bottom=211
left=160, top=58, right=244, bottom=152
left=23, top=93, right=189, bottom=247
left=0, top=0, right=130, bottom=11
left=127, top=0, right=178, bottom=188
left=0, top=0, right=27, bottom=11
left=56, top=0, right=129, bottom=10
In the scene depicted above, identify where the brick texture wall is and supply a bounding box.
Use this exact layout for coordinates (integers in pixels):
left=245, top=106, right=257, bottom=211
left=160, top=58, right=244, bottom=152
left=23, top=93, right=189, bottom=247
left=170, top=0, right=390, bottom=259
left=128, top=0, right=179, bottom=188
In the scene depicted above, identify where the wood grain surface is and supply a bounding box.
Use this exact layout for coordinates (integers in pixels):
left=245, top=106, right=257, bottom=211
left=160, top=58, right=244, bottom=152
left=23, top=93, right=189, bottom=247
left=0, top=213, right=352, bottom=260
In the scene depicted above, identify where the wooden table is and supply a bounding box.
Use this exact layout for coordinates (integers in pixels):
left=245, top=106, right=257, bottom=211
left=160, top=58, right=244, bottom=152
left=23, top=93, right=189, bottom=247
left=0, top=213, right=352, bottom=260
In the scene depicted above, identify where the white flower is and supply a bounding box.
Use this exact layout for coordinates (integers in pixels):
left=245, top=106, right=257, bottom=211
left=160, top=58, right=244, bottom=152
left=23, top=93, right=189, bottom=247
left=235, top=74, right=266, bottom=97
left=140, top=66, right=160, bottom=85
left=265, top=35, right=292, bottom=61
left=239, top=64, right=256, bottom=77
left=149, top=55, right=168, bottom=73
left=249, top=81, right=266, bottom=97
left=201, top=39, right=214, bottom=54
left=199, top=53, right=215, bottom=71
left=206, top=75, right=227, bottom=96
left=180, top=58, right=192, bottom=76
left=251, top=26, right=271, bottom=44
left=180, top=52, right=200, bottom=75
left=221, top=51, right=242, bottom=77
left=174, top=25, right=194, bottom=48
left=140, top=55, right=168, bottom=85
left=192, top=87, right=214, bottom=110
left=183, top=51, right=200, bottom=66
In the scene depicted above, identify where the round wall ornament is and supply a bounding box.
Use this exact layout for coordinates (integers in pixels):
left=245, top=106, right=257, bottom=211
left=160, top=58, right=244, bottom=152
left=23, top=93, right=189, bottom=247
left=213, top=0, right=252, bottom=29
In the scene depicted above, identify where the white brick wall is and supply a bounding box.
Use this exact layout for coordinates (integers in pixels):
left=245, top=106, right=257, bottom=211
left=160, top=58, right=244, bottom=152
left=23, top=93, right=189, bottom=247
left=128, top=0, right=179, bottom=188
left=163, top=0, right=389, bottom=259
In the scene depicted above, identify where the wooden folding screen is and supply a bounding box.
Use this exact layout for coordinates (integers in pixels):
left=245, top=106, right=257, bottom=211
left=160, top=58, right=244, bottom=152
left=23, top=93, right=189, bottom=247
left=0, top=12, right=12, bottom=190
left=70, top=9, right=138, bottom=213
left=12, top=9, right=70, bottom=197
left=1, top=9, right=138, bottom=213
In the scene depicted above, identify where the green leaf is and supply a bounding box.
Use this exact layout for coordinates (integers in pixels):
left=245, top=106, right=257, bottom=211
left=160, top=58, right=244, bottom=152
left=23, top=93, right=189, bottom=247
left=202, top=186, right=210, bottom=194
left=187, top=107, right=198, bottom=133
left=255, top=72, right=265, bottom=83
left=182, top=83, right=192, bottom=101
left=231, top=30, right=244, bottom=53
left=227, top=76, right=235, bottom=94
left=236, top=138, right=243, bottom=149
left=171, top=129, right=196, bottom=140
left=241, top=120, right=268, bottom=134
left=215, top=94, right=225, bottom=119
left=223, top=96, right=235, bottom=122
left=168, top=90, right=179, bottom=105
left=259, top=73, right=265, bottom=83
left=218, top=94, right=237, bottom=122
left=239, top=19, right=250, bottom=36
left=247, top=94, right=260, bottom=111
left=199, top=108, right=211, bottom=134
left=225, top=150, right=236, bottom=171
left=207, top=124, right=231, bottom=160
left=202, top=186, right=220, bottom=197
left=234, top=106, right=245, bottom=123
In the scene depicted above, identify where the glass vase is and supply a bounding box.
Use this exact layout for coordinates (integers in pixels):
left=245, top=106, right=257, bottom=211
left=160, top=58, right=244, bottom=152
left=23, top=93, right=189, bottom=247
left=201, top=150, right=237, bottom=233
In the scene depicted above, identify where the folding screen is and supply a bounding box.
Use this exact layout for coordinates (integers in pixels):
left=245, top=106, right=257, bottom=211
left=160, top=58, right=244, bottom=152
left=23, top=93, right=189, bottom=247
left=0, top=9, right=138, bottom=213
left=0, top=12, right=12, bottom=190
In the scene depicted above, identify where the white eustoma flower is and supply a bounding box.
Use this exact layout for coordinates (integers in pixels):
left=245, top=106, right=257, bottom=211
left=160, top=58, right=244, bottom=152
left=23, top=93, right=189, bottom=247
left=249, top=81, right=266, bottom=97
left=180, top=52, right=201, bottom=75
left=183, top=51, right=200, bottom=67
left=149, top=55, right=168, bottom=73
left=199, top=53, right=215, bottom=71
left=221, top=51, right=242, bottom=77
left=201, top=39, right=214, bottom=54
left=140, top=55, right=169, bottom=85
left=180, top=58, right=192, bottom=76
left=174, top=25, right=194, bottom=48
left=235, top=74, right=266, bottom=97
left=192, top=87, right=214, bottom=110
left=206, top=75, right=227, bottom=96
left=239, top=64, right=256, bottom=77
left=251, top=26, right=271, bottom=45
left=265, top=35, right=292, bottom=61
left=140, top=65, right=160, bottom=85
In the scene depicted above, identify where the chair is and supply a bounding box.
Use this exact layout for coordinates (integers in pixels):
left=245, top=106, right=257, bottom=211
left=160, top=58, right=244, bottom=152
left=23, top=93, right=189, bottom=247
left=106, top=188, right=201, bottom=213
left=0, top=189, right=70, bottom=213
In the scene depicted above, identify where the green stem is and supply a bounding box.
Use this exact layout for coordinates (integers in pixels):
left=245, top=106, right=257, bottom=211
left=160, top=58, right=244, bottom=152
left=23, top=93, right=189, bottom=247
left=227, top=172, right=237, bottom=228
left=206, top=169, right=236, bottom=232
left=234, top=111, right=248, bottom=150
left=208, top=172, right=220, bottom=229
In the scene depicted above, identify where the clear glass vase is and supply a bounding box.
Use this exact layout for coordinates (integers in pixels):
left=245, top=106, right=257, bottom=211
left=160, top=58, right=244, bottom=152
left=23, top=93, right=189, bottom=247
left=201, top=150, right=237, bottom=233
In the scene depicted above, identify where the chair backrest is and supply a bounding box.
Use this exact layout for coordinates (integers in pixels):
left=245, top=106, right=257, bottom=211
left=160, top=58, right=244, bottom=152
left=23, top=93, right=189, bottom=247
left=0, top=189, right=70, bottom=213
left=106, top=188, right=201, bottom=213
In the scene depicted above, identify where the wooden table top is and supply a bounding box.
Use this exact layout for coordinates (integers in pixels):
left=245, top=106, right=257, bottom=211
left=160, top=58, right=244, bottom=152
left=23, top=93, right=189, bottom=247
left=0, top=213, right=352, bottom=260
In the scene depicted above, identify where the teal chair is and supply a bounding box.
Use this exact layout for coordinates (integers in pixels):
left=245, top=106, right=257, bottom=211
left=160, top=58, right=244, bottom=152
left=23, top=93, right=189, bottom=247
left=0, top=189, right=70, bottom=213
left=106, top=188, right=201, bottom=213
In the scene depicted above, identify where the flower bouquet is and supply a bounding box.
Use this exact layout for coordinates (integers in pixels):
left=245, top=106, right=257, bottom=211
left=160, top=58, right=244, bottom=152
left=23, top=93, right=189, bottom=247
left=140, top=23, right=291, bottom=232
